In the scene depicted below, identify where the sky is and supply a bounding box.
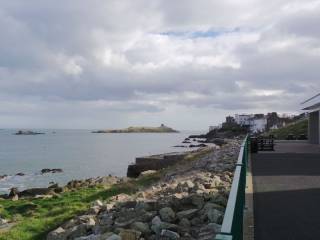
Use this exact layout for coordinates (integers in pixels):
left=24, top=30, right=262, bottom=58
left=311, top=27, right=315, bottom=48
left=0, top=0, right=319, bottom=130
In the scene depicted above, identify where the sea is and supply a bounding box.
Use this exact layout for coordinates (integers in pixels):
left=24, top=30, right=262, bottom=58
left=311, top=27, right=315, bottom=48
left=0, top=129, right=203, bottom=194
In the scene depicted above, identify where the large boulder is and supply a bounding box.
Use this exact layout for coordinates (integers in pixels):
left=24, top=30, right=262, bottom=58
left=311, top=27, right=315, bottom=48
left=207, top=209, right=224, bottom=224
left=151, top=216, right=178, bottom=235
left=119, top=229, right=141, bottom=240
left=198, top=223, right=222, bottom=240
left=159, top=207, right=176, bottom=223
left=161, top=229, right=180, bottom=239
left=106, top=234, right=121, bottom=240
left=0, top=175, right=7, bottom=180
left=130, top=221, right=151, bottom=235
left=74, top=234, right=101, bottom=240
left=47, top=227, right=67, bottom=240
left=0, top=218, right=8, bottom=226
left=9, top=187, right=19, bottom=197
left=176, top=209, right=198, bottom=220
left=19, top=188, right=55, bottom=198
left=41, top=168, right=63, bottom=174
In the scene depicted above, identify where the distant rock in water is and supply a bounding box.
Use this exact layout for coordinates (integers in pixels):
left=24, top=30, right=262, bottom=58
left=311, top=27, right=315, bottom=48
left=92, top=124, right=179, bottom=133
left=41, top=168, right=63, bottom=174
left=0, top=175, right=7, bottom=180
left=15, top=172, right=25, bottom=176
left=15, top=130, right=45, bottom=135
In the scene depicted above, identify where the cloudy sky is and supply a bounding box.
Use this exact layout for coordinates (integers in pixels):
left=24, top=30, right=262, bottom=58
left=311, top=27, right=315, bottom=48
left=0, top=0, right=319, bottom=130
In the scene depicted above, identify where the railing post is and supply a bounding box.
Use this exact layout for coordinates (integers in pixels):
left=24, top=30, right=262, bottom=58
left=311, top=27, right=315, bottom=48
left=215, top=234, right=233, bottom=240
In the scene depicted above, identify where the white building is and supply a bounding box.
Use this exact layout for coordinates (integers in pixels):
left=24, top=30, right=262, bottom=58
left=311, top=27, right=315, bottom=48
left=235, top=114, right=252, bottom=126
left=250, top=117, right=267, bottom=133
left=234, top=113, right=267, bottom=133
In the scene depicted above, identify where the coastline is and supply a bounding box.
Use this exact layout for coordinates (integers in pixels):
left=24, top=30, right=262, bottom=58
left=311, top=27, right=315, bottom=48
left=0, top=137, right=242, bottom=239
left=0, top=130, right=198, bottom=193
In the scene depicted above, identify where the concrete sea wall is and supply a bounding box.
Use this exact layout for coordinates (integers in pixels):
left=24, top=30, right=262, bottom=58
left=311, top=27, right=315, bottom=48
left=127, top=152, right=188, bottom=178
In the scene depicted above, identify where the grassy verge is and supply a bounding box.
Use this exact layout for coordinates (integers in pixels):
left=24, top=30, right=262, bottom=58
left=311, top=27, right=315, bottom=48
left=0, top=173, right=161, bottom=240
left=267, top=119, right=308, bottom=139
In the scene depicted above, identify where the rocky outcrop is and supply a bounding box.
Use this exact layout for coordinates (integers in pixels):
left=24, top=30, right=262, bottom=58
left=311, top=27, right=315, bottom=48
left=47, top=139, right=241, bottom=240
left=1, top=175, right=123, bottom=201
left=0, top=217, right=8, bottom=227
left=15, top=172, right=25, bottom=176
left=41, top=168, right=63, bottom=174
left=0, top=175, right=7, bottom=180
left=15, top=130, right=45, bottom=135
left=66, top=175, right=122, bottom=190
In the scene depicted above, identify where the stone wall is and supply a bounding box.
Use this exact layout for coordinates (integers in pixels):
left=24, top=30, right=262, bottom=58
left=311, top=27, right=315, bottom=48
left=127, top=153, right=188, bottom=178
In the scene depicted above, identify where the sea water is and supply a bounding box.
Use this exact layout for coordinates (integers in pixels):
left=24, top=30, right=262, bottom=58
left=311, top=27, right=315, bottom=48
left=0, top=129, right=202, bottom=193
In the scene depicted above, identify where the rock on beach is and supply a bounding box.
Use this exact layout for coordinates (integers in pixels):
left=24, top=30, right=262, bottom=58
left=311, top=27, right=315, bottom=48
left=46, top=139, right=241, bottom=240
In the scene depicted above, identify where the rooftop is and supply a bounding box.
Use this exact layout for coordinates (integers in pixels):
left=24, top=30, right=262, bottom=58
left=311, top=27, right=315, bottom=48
left=301, top=93, right=320, bottom=112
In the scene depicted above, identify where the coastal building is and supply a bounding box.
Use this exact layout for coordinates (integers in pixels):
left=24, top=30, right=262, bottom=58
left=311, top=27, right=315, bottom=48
left=249, top=116, right=267, bottom=133
left=226, top=116, right=235, bottom=124
left=266, top=112, right=292, bottom=131
left=302, top=93, right=320, bottom=144
left=234, top=114, right=252, bottom=126
left=233, top=113, right=268, bottom=133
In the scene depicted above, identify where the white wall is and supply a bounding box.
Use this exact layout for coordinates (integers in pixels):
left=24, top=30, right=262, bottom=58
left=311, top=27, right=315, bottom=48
left=235, top=114, right=252, bottom=126
left=250, top=118, right=267, bottom=133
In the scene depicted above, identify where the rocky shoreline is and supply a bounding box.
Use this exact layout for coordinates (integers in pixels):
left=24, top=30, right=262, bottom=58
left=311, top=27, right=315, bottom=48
left=46, top=139, right=241, bottom=240
left=0, top=175, right=124, bottom=201
left=0, top=168, right=64, bottom=186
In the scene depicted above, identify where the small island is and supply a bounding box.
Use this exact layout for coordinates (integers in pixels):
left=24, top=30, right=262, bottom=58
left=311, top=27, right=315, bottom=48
left=92, top=124, right=179, bottom=133
left=14, top=130, right=45, bottom=135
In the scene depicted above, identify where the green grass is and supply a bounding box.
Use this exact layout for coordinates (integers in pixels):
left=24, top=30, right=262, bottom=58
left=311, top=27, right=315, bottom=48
left=267, top=119, right=308, bottom=139
left=0, top=174, right=161, bottom=240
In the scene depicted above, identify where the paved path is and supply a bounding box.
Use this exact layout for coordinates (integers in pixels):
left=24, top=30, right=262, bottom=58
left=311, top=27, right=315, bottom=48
left=252, top=144, right=320, bottom=240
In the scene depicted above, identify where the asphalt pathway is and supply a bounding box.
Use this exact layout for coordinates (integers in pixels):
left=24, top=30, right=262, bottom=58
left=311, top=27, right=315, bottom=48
left=252, top=152, right=320, bottom=240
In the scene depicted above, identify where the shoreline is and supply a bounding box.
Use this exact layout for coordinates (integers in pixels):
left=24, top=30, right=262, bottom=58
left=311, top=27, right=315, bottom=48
left=0, top=137, right=242, bottom=240
left=46, top=138, right=241, bottom=240
left=0, top=147, right=211, bottom=199
left=0, top=130, right=200, bottom=194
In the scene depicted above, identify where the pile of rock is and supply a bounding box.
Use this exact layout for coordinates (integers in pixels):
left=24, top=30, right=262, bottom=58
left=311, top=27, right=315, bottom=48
left=0, top=175, right=7, bottom=180
left=0, top=175, right=123, bottom=201
left=48, top=179, right=227, bottom=240
left=65, top=175, right=123, bottom=190
left=47, top=139, right=241, bottom=240
left=0, top=217, right=8, bottom=227
left=41, top=168, right=63, bottom=174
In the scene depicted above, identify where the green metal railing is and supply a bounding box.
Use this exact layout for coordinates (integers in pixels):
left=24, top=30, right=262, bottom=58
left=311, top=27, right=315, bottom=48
left=215, top=135, right=249, bottom=240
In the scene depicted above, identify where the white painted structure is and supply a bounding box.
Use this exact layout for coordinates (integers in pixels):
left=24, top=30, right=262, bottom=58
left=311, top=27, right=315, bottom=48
left=234, top=114, right=267, bottom=133
left=302, top=93, right=320, bottom=144
left=235, top=114, right=252, bottom=126
left=249, top=117, right=267, bottom=133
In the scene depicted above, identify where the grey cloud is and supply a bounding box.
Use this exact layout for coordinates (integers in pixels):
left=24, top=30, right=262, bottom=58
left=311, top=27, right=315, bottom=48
left=0, top=0, right=319, bottom=128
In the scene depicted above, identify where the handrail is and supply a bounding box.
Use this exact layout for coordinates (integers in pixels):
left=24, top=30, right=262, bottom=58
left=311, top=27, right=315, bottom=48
left=215, top=135, right=249, bottom=240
